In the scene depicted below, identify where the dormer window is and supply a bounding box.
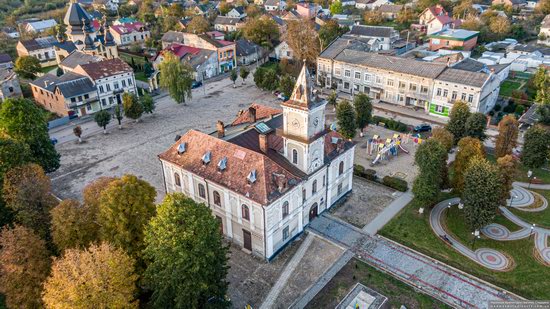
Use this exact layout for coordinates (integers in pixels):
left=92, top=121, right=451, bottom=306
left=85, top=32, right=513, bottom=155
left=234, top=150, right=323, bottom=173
left=247, top=170, right=257, bottom=184
left=202, top=151, right=211, bottom=164
left=217, top=157, right=227, bottom=171
left=331, top=137, right=339, bottom=144
left=177, top=143, right=186, bottom=154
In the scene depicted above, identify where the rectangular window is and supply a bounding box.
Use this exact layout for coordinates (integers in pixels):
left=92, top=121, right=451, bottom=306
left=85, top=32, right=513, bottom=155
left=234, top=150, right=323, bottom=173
left=443, top=89, right=448, bottom=97
left=354, top=72, right=361, bottom=79
left=409, top=83, right=417, bottom=91
left=78, top=96, right=82, bottom=101
left=106, top=84, right=111, bottom=91
left=128, top=78, right=133, bottom=85
left=344, top=70, right=351, bottom=77
left=122, top=80, right=126, bottom=87
left=109, top=97, right=114, bottom=104
left=283, top=226, right=289, bottom=241
left=461, top=93, right=467, bottom=101
left=451, top=91, right=457, bottom=100
left=468, top=94, right=474, bottom=103
left=387, top=79, right=394, bottom=86
left=101, top=98, right=107, bottom=106
left=399, top=81, right=406, bottom=89
left=376, top=76, right=381, bottom=84
left=435, top=105, right=444, bottom=113
left=99, top=85, right=104, bottom=93
left=335, top=68, right=341, bottom=76
left=364, top=73, right=371, bottom=82
left=114, top=82, right=119, bottom=90
left=343, top=82, right=350, bottom=90
left=421, top=86, right=428, bottom=93
left=71, top=97, right=76, bottom=103
left=84, top=94, right=89, bottom=99
left=85, top=103, right=91, bottom=111
left=436, top=88, right=442, bottom=96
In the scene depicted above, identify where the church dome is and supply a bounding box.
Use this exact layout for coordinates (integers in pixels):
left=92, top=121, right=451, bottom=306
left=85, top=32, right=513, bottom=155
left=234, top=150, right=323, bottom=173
left=64, top=0, right=94, bottom=33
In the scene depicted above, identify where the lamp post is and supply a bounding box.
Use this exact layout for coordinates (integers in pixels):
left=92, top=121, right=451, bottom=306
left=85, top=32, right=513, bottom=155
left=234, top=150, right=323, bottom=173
left=471, top=230, right=480, bottom=249
left=530, top=224, right=536, bottom=240
left=509, top=194, right=517, bottom=207
left=528, top=170, right=533, bottom=189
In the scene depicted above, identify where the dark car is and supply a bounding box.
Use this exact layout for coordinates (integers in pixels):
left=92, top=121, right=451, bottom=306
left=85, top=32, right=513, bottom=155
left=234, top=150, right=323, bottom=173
left=413, top=124, right=432, bottom=132
left=191, top=80, right=203, bottom=89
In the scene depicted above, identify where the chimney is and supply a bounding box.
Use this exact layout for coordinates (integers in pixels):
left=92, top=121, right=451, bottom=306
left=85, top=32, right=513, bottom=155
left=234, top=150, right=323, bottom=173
left=248, top=106, right=257, bottom=123
left=216, top=120, right=225, bottom=138
left=259, top=133, right=268, bottom=153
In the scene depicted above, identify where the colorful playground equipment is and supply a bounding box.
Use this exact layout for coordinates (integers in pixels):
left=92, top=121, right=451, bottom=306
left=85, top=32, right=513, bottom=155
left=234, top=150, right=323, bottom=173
left=368, top=133, right=421, bottom=165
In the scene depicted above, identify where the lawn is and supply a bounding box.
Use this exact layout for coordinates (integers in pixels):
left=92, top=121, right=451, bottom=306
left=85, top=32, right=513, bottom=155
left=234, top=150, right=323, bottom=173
left=306, top=257, right=450, bottom=309
left=499, top=80, right=522, bottom=97
left=487, top=154, right=550, bottom=184
left=119, top=52, right=147, bottom=66
left=509, top=189, right=550, bottom=229
left=135, top=71, right=148, bottom=82
left=39, top=65, right=58, bottom=74
left=379, top=195, right=550, bottom=300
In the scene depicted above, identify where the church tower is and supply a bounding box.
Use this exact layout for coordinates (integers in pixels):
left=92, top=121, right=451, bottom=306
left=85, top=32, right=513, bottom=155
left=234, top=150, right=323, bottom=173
left=281, top=62, right=327, bottom=174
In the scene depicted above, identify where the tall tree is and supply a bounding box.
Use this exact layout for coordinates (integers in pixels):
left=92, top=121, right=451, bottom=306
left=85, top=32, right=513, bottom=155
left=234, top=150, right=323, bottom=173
left=430, top=127, right=454, bottom=152
left=465, top=112, right=487, bottom=140
left=278, top=74, right=295, bottom=98
left=187, top=15, right=210, bottom=34
left=488, top=16, right=511, bottom=38
left=0, top=138, right=31, bottom=226
left=318, top=19, right=346, bottom=50
left=73, top=125, right=82, bottom=143
left=0, top=98, right=60, bottom=172
left=240, top=67, right=249, bottom=84
left=463, top=157, right=503, bottom=231
left=497, top=155, right=517, bottom=204
left=14, top=55, right=41, bottom=79
left=521, top=125, right=550, bottom=168
left=230, top=68, right=238, bottom=88
left=533, top=66, right=550, bottom=104
left=98, top=175, right=156, bottom=260
left=336, top=100, right=356, bottom=139
left=159, top=52, right=193, bottom=105
left=446, top=101, right=471, bottom=144
left=494, top=115, right=519, bottom=158
left=140, top=93, right=156, bottom=115
left=94, top=109, right=111, bottom=134
left=3, top=163, right=56, bottom=239
left=122, top=93, right=144, bottom=122
left=0, top=225, right=50, bottom=309
left=243, top=16, right=280, bottom=48
left=42, top=242, right=138, bottom=308
left=412, top=139, right=448, bottom=205
left=83, top=177, right=116, bottom=212
left=354, top=93, right=372, bottom=132
left=114, top=104, right=124, bottom=129
left=285, top=20, right=320, bottom=66
left=144, top=194, right=229, bottom=308
left=329, top=0, right=343, bottom=14
left=453, top=137, right=485, bottom=192
left=50, top=199, right=100, bottom=252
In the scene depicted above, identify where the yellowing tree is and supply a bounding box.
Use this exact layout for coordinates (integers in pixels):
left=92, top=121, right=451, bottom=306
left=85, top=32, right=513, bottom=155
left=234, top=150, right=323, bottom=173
left=51, top=199, right=100, bottom=252
left=42, top=242, right=138, bottom=308
left=285, top=20, right=320, bottom=66
left=453, top=137, right=485, bottom=192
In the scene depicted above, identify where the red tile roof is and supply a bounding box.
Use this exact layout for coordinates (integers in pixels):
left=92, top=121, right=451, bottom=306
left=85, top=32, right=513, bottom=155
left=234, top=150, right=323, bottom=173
left=110, top=22, right=146, bottom=35
left=164, top=43, right=202, bottom=58
left=231, top=103, right=282, bottom=126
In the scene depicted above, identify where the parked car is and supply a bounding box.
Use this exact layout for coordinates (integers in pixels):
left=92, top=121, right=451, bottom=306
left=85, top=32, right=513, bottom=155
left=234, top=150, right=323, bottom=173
left=191, top=80, right=203, bottom=89
left=413, top=124, right=432, bottom=132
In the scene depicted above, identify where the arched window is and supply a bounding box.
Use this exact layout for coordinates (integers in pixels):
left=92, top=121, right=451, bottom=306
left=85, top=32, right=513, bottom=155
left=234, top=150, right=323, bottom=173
left=339, top=161, right=344, bottom=175
left=282, top=201, right=289, bottom=219
left=213, top=191, right=221, bottom=206
left=198, top=184, right=206, bottom=198
left=312, top=180, right=317, bottom=193
left=174, top=173, right=181, bottom=187
left=292, top=149, right=298, bottom=164
left=242, top=204, right=250, bottom=221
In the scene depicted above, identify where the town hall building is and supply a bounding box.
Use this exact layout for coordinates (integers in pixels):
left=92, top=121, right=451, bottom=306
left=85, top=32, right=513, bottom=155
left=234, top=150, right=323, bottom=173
left=158, top=64, right=355, bottom=260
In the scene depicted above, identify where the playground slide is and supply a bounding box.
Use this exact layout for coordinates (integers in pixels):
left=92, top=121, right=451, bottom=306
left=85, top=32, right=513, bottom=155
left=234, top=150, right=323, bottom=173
left=398, top=144, right=410, bottom=154
left=372, top=154, right=381, bottom=165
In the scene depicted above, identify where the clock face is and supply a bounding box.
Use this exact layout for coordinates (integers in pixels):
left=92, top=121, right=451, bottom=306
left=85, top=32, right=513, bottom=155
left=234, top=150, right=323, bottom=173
left=313, top=118, right=319, bottom=127
left=292, top=118, right=300, bottom=128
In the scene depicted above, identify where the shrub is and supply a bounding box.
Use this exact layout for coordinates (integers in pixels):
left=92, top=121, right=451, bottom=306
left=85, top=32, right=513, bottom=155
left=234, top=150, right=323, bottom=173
left=515, top=105, right=525, bottom=115
left=489, top=111, right=495, bottom=116
left=364, top=169, right=377, bottom=181
left=382, top=176, right=408, bottom=192
left=353, top=164, right=365, bottom=176
left=494, top=104, right=501, bottom=112
left=371, top=116, right=408, bottom=132
left=503, top=103, right=516, bottom=113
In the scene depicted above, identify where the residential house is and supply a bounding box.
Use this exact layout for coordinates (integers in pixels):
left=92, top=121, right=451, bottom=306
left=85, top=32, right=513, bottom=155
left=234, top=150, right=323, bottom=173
left=206, top=31, right=226, bottom=40
left=377, top=4, right=403, bottom=20
left=428, top=29, right=479, bottom=51
left=418, top=4, right=457, bottom=35
left=236, top=39, right=263, bottom=65
left=227, top=7, right=247, bottom=19
left=17, top=36, right=61, bottom=67
left=492, top=0, right=527, bottom=9
left=153, top=43, right=218, bottom=81
left=214, top=16, right=244, bottom=32
left=0, top=54, right=13, bottom=69
left=158, top=65, right=355, bottom=260
left=265, top=0, right=286, bottom=11
left=272, top=41, right=293, bottom=60
left=538, top=15, right=550, bottom=47
left=347, top=25, right=400, bottom=51
left=114, top=17, right=138, bottom=25
left=0, top=69, right=22, bottom=101
left=355, top=0, right=390, bottom=10
left=23, top=19, right=57, bottom=33
left=1, top=27, right=19, bottom=39
left=296, top=2, right=319, bottom=19
left=92, top=0, right=118, bottom=12
left=110, top=22, right=150, bottom=46
left=59, top=51, right=103, bottom=73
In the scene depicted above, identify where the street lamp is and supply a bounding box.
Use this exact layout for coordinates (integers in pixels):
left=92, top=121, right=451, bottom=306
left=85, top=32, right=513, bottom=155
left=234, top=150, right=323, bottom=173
left=509, top=194, right=518, bottom=207
left=471, top=230, right=480, bottom=249
left=458, top=202, right=464, bottom=210
left=530, top=224, right=536, bottom=240
left=528, top=170, right=533, bottom=189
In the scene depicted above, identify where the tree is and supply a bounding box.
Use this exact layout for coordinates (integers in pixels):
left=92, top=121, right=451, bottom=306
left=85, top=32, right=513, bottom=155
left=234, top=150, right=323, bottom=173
left=395, top=8, right=417, bottom=28
left=488, top=16, right=511, bottom=38
left=123, top=93, right=144, bottom=122
left=245, top=4, right=261, bottom=17
left=144, top=194, right=229, bottom=308
left=463, top=157, right=503, bottom=231
left=465, top=112, right=487, bottom=140
left=140, top=93, right=155, bottom=115
left=0, top=225, right=50, bottom=309
left=278, top=74, right=295, bottom=98
left=285, top=20, right=320, bottom=66
left=412, top=139, right=448, bottom=205
left=329, top=0, right=343, bottom=14
left=230, top=68, right=238, bottom=87
left=243, top=16, right=280, bottom=48
left=94, top=110, right=111, bottom=134
left=319, top=19, right=347, bottom=53
left=497, top=155, right=517, bottom=204
left=363, top=10, right=383, bottom=25
left=219, top=1, right=233, bottom=15
left=3, top=163, right=56, bottom=239
left=187, top=15, right=210, bottom=34
left=354, top=93, right=372, bottom=132
left=56, top=66, right=64, bottom=77
left=446, top=101, right=471, bottom=144
left=430, top=127, right=454, bottom=152
left=336, top=100, right=356, bottom=139
left=537, top=0, right=550, bottom=14
left=159, top=52, right=193, bottom=105
left=50, top=199, right=100, bottom=252
left=83, top=177, right=116, bottom=212
left=327, top=90, right=337, bottom=109
left=14, top=55, right=41, bottom=79
left=453, top=137, right=485, bottom=192
left=521, top=125, right=550, bottom=168
left=533, top=66, right=550, bottom=104
left=453, top=0, right=477, bottom=19
left=114, top=104, right=124, bottom=129
left=42, top=242, right=138, bottom=308
left=494, top=115, right=518, bottom=158
left=0, top=98, right=60, bottom=172
left=73, top=125, right=82, bottom=143
left=240, top=67, right=249, bottom=84
left=98, top=175, right=156, bottom=260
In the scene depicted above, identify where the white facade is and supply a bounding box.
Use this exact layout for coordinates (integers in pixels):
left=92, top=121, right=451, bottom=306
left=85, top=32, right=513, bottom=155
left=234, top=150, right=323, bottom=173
left=273, top=41, right=293, bottom=60
left=93, top=72, right=137, bottom=108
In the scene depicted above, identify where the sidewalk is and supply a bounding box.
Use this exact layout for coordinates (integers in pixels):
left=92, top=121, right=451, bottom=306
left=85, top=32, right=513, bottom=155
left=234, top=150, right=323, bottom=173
left=362, top=191, right=413, bottom=235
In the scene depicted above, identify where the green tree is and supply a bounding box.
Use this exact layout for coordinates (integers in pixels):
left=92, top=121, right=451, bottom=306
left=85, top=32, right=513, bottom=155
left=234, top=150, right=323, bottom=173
left=533, top=66, right=550, bottom=104
left=14, top=55, right=41, bottom=79
left=187, top=15, right=210, bottom=34
left=94, top=110, right=111, bottom=134
left=465, top=112, right=487, bottom=140
left=412, top=139, right=448, bottom=205
left=114, top=104, right=124, bottom=129
left=0, top=225, right=51, bottom=309
left=430, top=127, right=454, bottom=152
left=144, top=194, right=229, bottom=308
left=463, top=157, right=503, bottom=231
left=0, top=98, right=60, bottom=172
left=140, top=93, right=155, bottom=115
left=240, top=67, right=249, bottom=84
left=453, top=137, right=485, bottom=192
left=83, top=177, right=115, bottom=212
left=336, top=100, right=356, bottom=139
left=219, top=1, right=233, bottom=15
left=319, top=21, right=347, bottom=50
left=243, top=16, right=280, bottom=48
left=329, top=0, right=343, bottom=14
left=521, top=125, right=550, bottom=168
left=98, top=175, right=156, bottom=260
left=56, top=66, right=63, bottom=77
left=159, top=52, right=193, bottom=105
left=50, top=199, right=100, bottom=252
left=230, top=68, right=238, bottom=87
left=446, top=101, right=471, bottom=144
left=278, top=74, right=295, bottom=98
left=497, top=155, right=517, bottom=204
left=123, top=93, right=144, bottom=121
left=354, top=93, right=372, bottom=132
left=327, top=90, right=337, bottom=109
left=42, top=242, right=138, bottom=308
left=494, top=115, right=518, bottom=158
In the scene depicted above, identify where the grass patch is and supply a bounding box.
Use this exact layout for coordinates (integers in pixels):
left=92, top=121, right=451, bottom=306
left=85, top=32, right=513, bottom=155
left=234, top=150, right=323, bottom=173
left=508, top=190, right=550, bottom=229
left=135, top=71, right=148, bottom=82
left=380, top=196, right=550, bottom=299
left=499, top=80, right=522, bottom=97
left=39, top=65, right=58, bottom=74
left=306, top=258, right=450, bottom=309
left=119, top=52, right=146, bottom=67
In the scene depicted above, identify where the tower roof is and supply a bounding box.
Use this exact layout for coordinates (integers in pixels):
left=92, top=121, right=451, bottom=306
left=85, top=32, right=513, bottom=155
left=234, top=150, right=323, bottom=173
left=64, top=0, right=94, bottom=36
left=281, top=62, right=324, bottom=111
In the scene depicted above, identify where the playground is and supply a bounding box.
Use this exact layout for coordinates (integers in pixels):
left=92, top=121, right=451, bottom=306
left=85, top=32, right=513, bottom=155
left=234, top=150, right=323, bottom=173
left=353, top=125, right=424, bottom=184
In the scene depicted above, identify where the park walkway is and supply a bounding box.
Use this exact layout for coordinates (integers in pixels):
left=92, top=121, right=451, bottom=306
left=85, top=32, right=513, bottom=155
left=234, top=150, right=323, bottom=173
left=308, top=214, right=522, bottom=309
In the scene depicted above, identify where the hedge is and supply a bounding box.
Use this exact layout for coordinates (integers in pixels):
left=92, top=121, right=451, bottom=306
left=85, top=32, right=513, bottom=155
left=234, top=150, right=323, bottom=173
left=353, top=164, right=378, bottom=181
left=371, top=115, right=408, bottom=132
left=382, top=176, right=408, bottom=192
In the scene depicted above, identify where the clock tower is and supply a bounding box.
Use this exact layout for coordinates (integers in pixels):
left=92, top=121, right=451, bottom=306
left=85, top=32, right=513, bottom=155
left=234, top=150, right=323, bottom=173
left=281, top=62, right=327, bottom=174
